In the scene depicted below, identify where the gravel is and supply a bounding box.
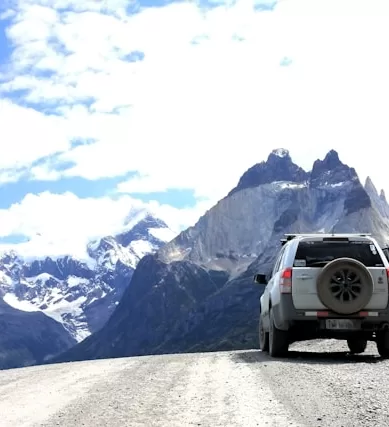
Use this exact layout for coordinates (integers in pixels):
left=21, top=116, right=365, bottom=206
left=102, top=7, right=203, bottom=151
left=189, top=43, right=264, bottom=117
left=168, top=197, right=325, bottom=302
left=0, top=340, right=389, bottom=426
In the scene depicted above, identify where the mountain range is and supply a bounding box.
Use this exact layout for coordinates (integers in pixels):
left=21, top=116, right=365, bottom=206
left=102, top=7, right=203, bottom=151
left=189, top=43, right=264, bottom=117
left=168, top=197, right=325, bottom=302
left=53, top=148, right=389, bottom=364
left=0, top=213, right=175, bottom=369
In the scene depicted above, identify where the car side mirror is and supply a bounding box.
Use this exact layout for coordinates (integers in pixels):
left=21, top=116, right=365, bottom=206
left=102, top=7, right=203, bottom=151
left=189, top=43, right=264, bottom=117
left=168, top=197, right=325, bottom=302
left=253, top=274, right=268, bottom=285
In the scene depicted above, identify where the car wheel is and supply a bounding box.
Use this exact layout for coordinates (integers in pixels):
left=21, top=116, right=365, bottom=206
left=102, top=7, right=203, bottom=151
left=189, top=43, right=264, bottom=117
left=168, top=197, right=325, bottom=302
left=376, top=330, right=389, bottom=358
left=347, top=338, right=367, bottom=354
left=269, top=307, right=289, bottom=357
left=259, top=313, right=269, bottom=352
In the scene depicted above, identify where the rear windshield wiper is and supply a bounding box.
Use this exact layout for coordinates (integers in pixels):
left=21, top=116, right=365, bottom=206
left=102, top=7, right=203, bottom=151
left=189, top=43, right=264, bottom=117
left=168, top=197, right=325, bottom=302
left=304, top=257, right=335, bottom=267
left=307, top=260, right=332, bottom=267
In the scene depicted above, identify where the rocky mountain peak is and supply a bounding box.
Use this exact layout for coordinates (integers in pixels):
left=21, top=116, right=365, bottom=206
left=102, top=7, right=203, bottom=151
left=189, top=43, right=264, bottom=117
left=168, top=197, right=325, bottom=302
left=24, top=256, right=93, bottom=280
left=323, top=149, right=341, bottom=167
left=270, top=148, right=290, bottom=158
left=310, top=149, right=358, bottom=188
left=116, top=214, right=171, bottom=248
left=364, top=177, right=389, bottom=219
left=364, top=176, right=378, bottom=195
left=228, top=147, right=309, bottom=196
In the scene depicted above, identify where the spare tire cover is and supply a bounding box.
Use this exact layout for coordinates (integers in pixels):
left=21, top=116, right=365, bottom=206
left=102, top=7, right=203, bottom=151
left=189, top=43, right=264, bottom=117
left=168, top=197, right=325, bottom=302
left=316, top=257, right=374, bottom=315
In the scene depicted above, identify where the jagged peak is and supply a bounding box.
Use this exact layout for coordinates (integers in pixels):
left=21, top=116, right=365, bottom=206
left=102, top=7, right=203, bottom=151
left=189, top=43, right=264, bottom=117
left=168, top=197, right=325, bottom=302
left=309, top=149, right=358, bottom=188
left=270, top=148, right=290, bottom=159
left=123, top=207, right=150, bottom=229
left=139, top=213, right=169, bottom=229
left=228, top=148, right=308, bottom=196
left=122, top=209, right=168, bottom=233
left=229, top=147, right=366, bottom=196
left=364, top=176, right=378, bottom=196
left=380, top=189, right=387, bottom=202
left=311, top=149, right=342, bottom=172
left=323, top=149, right=340, bottom=164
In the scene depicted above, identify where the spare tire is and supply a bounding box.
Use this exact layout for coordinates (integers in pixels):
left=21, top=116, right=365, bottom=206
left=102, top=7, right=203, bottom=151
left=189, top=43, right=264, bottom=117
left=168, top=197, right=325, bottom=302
left=316, top=257, right=373, bottom=315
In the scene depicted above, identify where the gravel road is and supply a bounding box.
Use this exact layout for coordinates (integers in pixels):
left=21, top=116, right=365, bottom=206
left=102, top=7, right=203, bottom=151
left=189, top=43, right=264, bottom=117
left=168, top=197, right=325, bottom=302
left=1, top=340, right=389, bottom=427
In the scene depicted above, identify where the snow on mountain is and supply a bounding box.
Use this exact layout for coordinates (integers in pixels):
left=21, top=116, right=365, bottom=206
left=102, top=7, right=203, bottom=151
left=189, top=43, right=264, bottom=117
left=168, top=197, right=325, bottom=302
left=0, top=213, right=176, bottom=342
left=272, top=148, right=289, bottom=158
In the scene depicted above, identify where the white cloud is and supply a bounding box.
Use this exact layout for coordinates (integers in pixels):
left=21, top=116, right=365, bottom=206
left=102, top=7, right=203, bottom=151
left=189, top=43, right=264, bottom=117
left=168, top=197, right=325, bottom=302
left=1, top=0, right=389, bottom=200
left=0, top=191, right=211, bottom=260
left=276, top=0, right=389, bottom=15
left=1, top=0, right=389, bottom=255
left=0, top=99, right=70, bottom=171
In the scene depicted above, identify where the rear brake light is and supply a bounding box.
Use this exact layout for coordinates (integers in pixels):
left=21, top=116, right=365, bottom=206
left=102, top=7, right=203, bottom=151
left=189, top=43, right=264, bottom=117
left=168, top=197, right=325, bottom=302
left=317, top=311, right=329, bottom=317
left=386, top=268, right=389, bottom=282
left=280, top=268, right=292, bottom=293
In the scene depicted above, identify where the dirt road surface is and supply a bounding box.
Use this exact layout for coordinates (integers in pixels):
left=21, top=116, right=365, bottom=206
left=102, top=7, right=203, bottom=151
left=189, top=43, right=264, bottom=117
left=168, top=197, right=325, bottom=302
left=0, top=340, right=388, bottom=427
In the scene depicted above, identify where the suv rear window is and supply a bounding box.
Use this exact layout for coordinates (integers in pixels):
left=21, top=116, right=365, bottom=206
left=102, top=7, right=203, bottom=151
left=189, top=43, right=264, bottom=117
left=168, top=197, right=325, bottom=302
left=294, top=241, right=384, bottom=267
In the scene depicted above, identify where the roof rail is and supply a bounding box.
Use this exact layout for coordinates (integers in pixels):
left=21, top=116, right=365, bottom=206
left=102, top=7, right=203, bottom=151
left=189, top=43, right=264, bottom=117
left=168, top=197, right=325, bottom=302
left=280, top=233, right=372, bottom=245
left=284, top=233, right=372, bottom=238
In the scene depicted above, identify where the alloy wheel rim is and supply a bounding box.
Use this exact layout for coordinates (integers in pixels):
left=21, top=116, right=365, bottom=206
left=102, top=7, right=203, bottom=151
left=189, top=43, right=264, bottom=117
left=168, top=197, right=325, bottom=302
left=329, top=268, right=363, bottom=303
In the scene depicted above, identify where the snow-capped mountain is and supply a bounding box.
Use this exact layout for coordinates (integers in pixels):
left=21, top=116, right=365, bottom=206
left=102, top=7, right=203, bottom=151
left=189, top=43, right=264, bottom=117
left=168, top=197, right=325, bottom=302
left=0, top=213, right=176, bottom=342
left=55, top=148, right=389, bottom=363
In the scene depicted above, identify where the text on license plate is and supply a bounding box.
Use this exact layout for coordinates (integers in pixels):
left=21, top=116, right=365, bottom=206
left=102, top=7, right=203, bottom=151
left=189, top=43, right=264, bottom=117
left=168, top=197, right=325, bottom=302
left=325, top=319, right=360, bottom=330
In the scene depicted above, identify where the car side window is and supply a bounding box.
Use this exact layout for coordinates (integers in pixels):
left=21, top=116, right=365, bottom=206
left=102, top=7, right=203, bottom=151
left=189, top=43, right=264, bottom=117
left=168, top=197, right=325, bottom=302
left=271, top=246, right=286, bottom=277
left=277, top=246, right=288, bottom=271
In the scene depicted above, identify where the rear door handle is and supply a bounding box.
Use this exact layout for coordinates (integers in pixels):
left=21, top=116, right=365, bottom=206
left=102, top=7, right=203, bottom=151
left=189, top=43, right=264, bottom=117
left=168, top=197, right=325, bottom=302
left=297, top=274, right=313, bottom=280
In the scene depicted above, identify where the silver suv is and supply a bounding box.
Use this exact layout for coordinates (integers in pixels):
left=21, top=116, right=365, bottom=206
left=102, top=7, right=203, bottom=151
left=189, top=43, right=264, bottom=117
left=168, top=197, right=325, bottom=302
left=255, top=233, right=389, bottom=358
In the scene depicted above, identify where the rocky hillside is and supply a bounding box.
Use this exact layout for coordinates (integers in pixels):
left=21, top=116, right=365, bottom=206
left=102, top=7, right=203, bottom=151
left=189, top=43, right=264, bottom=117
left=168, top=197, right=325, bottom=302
left=53, top=149, right=389, bottom=363
left=0, top=298, right=76, bottom=370
left=0, top=213, right=176, bottom=343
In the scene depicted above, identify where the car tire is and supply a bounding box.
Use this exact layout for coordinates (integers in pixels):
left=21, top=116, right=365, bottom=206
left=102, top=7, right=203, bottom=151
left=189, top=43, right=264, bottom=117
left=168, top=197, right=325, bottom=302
left=269, top=307, right=289, bottom=357
left=259, top=313, right=269, bottom=352
left=376, top=330, right=389, bottom=358
left=347, top=338, right=367, bottom=354
left=316, top=257, right=373, bottom=315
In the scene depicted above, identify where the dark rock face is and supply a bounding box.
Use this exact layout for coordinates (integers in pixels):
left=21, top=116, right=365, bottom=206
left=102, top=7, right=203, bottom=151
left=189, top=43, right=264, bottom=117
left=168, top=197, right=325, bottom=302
left=310, top=150, right=358, bottom=187
left=24, top=256, right=93, bottom=280
left=344, top=186, right=371, bottom=215
left=309, top=149, right=371, bottom=215
left=364, top=177, right=389, bottom=220
left=54, top=255, right=229, bottom=362
left=0, top=299, right=76, bottom=370
left=52, top=149, right=389, bottom=364
left=273, top=207, right=301, bottom=233
left=228, top=149, right=309, bottom=196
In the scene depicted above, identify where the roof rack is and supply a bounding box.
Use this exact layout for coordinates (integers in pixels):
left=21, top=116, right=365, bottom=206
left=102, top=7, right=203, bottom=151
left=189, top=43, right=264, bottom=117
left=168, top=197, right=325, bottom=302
left=280, top=233, right=372, bottom=246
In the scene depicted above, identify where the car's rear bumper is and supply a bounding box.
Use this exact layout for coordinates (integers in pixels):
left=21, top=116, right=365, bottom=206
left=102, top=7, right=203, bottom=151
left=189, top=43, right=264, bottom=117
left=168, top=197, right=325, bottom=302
left=272, top=294, right=389, bottom=333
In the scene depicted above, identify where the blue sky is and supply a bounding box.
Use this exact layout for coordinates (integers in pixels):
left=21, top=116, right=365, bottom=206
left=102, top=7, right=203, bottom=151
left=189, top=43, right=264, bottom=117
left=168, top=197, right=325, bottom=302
left=0, top=170, right=197, bottom=210
left=0, top=0, right=389, bottom=258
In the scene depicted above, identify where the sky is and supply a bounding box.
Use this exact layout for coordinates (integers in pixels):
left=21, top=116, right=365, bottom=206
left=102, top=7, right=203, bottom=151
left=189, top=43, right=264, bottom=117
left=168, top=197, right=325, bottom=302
left=0, top=0, right=389, bottom=259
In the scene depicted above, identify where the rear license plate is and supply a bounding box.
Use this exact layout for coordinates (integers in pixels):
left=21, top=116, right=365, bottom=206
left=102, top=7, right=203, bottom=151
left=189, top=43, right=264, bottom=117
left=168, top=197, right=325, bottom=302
left=325, top=319, right=360, bottom=330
